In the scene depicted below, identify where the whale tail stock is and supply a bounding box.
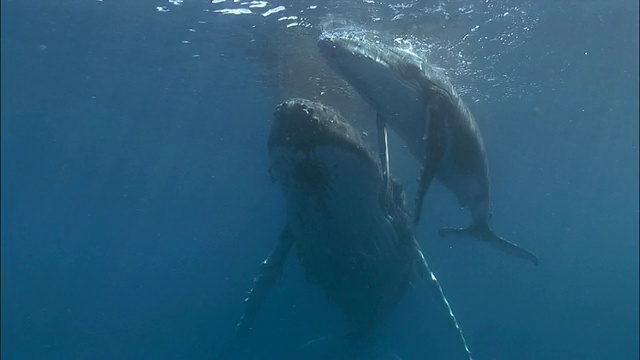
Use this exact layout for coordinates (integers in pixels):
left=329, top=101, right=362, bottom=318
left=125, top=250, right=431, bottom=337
left=439, top=222, right=539, bottom=265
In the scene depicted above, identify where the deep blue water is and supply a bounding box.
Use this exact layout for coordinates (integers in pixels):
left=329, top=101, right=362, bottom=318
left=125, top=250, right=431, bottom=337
left=1, top=1, right=638, bottom=359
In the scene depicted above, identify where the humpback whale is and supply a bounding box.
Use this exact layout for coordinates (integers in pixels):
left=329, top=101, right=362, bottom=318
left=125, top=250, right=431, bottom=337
left=318, top=35, right=539, bottom=266
left=236, top=98, right=473, bottom=359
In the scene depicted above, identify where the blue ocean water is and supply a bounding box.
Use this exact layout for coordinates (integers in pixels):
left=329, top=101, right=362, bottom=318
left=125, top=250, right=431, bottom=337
left=1, top=0, right=638, bottom=359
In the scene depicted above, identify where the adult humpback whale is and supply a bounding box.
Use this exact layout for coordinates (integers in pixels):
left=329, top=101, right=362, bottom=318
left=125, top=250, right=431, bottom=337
left=236, top=98, right=472, bottom=359
left=318, top=34, right=539, bottom=266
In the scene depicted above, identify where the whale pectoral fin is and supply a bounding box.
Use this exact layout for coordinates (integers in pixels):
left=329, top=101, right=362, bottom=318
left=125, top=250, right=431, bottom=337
left=236, top=225, right=295, bottom=336
left=376, top=113, right=391, bottom=198
left=413, top=111, right=446, bottom=225
left=439, top=225, right=539, bottom=266
left=414, top=249, right=474, bottom=360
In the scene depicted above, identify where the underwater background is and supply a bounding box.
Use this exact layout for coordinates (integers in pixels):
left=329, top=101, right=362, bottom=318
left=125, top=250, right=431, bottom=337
left=1, top=0, right=638, bottom=359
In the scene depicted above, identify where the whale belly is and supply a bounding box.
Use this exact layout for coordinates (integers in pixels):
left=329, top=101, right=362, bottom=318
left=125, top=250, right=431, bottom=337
left=270, top=144, right=414, bottom=327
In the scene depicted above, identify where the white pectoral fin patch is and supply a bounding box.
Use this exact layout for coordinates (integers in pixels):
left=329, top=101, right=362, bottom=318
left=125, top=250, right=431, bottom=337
left=376, top=113, right=391, bottom=201
left=236, top=225, right=295, bottom=336
left=417, top=248, right=474, bottom=360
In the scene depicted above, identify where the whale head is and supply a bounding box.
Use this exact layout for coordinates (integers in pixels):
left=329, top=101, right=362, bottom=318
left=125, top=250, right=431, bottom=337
left=267, top=98, right=381, bottom=196
left=268, top=98, right=386, bottom=229
left=268, top=98, right=418, bottom=329
left=318, top=35, right=429, bottom=121
left=318, top=35, right=458, bottom=158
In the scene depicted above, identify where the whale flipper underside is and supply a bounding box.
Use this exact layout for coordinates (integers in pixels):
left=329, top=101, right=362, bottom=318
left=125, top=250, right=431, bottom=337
left=439, top=224, right=539, bottom=265
left=236, top=225, right=295, bottom=336
left=376, top=114, right=392, bottom=200
left=413, top=108, right=447, bottom=225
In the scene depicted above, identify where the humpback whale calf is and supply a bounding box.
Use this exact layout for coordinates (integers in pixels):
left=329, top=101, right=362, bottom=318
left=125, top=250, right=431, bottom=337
left=318, top=35, right=539, bottom=265
left=236, top=98, right=473, bottom=359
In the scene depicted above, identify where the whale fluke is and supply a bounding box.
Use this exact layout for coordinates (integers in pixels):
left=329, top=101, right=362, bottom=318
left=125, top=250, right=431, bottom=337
left=439, top=224, right=539, bottom=265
